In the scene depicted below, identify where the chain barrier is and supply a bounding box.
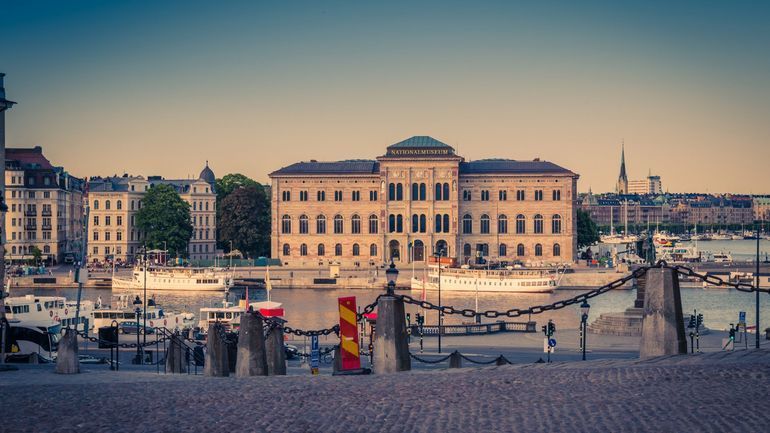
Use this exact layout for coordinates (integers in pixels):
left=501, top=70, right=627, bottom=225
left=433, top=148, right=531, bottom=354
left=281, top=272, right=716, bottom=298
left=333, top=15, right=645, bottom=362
left=297, top=345, right=337, bottom=358
left=458, top=353, right=500, bottom=365
left=409, top=353, right=453, bottom=364
left=73, top=328, right=170, bottom=349
left=665, top=263, right=770, bottom=294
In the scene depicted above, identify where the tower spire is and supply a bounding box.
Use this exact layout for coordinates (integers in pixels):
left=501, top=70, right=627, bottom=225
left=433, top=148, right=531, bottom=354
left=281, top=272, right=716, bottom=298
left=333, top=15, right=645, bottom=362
left=616, top=140, right=628, bottom=194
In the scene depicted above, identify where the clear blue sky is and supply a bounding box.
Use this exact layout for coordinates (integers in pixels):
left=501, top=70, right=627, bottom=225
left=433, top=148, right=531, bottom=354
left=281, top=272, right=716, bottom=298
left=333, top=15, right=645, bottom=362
left=2, top=0, right=769, bottom=193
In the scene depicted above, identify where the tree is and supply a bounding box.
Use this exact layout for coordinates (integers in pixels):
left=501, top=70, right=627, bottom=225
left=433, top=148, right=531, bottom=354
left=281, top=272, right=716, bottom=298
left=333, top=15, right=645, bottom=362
left=219, top=185, right=270, bottom=258
left=135, top=184, right=193, bottom=257
left=577, top=209, right=600, bottom=249
left=216, top=173, right=259, bottom=203
left=30, top=246, right=42, bottom=265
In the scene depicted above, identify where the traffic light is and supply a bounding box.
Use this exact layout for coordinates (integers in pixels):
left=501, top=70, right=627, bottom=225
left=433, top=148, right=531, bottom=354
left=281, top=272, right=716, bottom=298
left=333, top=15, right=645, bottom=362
left=729, top=324, right=736, bottom=341
left=696, top=313, right=703, bottom=329
left=688, top=315, right=696, bottom=329
left=406, top=313, right=411, bottom=324
left=548, top=321, right=556, bottom=337
left=542, top=325, right=548, bottom=336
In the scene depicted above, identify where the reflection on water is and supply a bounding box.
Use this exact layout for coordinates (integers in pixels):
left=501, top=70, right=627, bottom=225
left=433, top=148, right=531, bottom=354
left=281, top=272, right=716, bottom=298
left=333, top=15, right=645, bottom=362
left=9, top=284, right=770, bottom=332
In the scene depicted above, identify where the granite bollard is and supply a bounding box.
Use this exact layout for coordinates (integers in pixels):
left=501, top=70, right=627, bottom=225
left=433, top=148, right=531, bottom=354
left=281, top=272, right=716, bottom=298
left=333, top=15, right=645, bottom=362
left=265, top=325, right=287, bottom=376
left=448, top=351, right=462, bottom=368
left=165, top=333, right=187, bottom=374
left=235, top=313, right=268, bottom=377
left=204, top=323, right=230, bottom=377
left=373, top=295, right=411, bottom=374
left=55, top=328, right=79, bottom=374
left=639, top=267, right=687, bottom=358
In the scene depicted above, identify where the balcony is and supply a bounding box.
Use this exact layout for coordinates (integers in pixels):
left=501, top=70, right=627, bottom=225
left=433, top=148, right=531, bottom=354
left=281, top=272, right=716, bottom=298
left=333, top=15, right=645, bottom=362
left=24, top=224, right=37, bottom=231
left=41, top=210, right=52, bottom=217
left=24, top=210, right=37, bottom=217
left=42, top=224, right=53, bottom=231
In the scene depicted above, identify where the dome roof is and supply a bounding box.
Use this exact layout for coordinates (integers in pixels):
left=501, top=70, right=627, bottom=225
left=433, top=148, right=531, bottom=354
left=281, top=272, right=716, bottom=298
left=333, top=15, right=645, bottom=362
left=199, top=161, right=215, bottom=184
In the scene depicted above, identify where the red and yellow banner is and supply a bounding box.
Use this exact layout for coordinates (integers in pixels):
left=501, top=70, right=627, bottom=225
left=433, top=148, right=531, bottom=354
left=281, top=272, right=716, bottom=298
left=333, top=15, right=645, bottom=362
left=338, top=296, right=361, bottom=371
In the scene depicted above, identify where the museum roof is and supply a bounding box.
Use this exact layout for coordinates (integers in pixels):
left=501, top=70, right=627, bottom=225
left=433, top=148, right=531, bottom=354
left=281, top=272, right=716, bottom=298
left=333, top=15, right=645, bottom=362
left=270, top=160, right=380, bottom=176
left=459, top=159, right=575, bottom=175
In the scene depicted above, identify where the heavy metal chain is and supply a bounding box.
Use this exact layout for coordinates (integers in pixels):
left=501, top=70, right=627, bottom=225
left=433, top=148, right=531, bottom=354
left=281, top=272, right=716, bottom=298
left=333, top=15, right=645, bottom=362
left=297, top=345, right=337, bottom=358
left=665, top=263, right=770, bottom=293
left=73, top=328, right=170, bottom=349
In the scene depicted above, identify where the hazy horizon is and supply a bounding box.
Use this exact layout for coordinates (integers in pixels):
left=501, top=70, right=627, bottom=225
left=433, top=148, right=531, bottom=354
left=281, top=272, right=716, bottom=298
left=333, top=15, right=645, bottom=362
left=2, top=1, right=769, bottom=193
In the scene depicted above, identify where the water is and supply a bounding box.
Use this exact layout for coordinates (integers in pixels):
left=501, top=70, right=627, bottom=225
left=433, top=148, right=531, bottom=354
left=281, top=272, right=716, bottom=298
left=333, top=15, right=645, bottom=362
left=678, top=239, right=769, bottom=262
left=11, top=284, right=770, bottom=333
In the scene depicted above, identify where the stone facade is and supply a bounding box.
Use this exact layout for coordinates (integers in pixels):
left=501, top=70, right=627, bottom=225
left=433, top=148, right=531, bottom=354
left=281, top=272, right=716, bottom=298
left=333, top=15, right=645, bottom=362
left=269, top=136, right=579, bottom=267
left=87, top=164, right=217, bottom=263
left=4, top=147, right=84, bottom=264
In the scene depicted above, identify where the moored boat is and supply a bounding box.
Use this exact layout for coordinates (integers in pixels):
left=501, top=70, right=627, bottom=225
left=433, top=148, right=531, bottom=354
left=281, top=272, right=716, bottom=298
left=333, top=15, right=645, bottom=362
left=112, top=265, right=231, bottom=292
left=411, top=264, right=562, bottom=293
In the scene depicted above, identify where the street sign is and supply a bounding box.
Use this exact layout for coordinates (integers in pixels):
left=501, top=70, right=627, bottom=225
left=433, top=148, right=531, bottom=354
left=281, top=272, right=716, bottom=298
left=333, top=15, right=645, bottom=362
left=548, top=338, right=557, bottom=348
left=739, top=311, right=746, bottom=323
left=310, top=335, right=320, bottom=375
left=543, top=338, right=556, bottom=353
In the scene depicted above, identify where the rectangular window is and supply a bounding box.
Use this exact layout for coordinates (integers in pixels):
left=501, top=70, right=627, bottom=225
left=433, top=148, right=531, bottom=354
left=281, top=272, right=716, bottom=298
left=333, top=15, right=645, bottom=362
left=369, top=190, right=378, bottom=201
left=282, top=191, right=291, bottom=201
left=299, top=191, right=308, bottom=201
left=516, top=190, right=525, bottom=201
left=463, top=190, right=471, bottom=201
left=105, top=216, right=111, bottom=226
left=352, top=191, right=360, bottom=201
left=552, top=190, right=561, bottom=201
left=334, top=190, right=343, bottom=202
left=499, top=190, right=507, bottom=201
left=481, top=190, right=490, bottom=201
left=317, top=191, right=326, bottom=201
left=535, top=190, right=543, bottom=201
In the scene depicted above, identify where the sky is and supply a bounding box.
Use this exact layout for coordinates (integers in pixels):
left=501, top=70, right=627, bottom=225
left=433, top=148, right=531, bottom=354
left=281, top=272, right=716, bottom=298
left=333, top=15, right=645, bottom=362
left=1, top=0, right=769, bottom=193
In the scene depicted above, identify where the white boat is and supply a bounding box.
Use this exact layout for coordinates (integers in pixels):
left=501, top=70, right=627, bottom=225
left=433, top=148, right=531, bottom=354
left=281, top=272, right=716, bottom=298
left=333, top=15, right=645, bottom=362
left=4, top=294, right=94, bottom=332
left=112, top=265, right=231, bottom=292
left=710, top=252, right=733, bottom=263
left=91, top=294, right=195, bottom=332
left=411, top=265, right=562, bottom=293
left=711, top=233, right=732, bottom=241
left=657, top=245, right=701, bottom=263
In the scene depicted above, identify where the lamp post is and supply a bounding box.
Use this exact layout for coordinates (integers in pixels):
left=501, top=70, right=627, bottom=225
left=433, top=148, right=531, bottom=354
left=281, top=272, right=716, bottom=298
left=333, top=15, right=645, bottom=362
left=142, top=242, right=148, bottom=348
left=433, top=249, right=445, bottom=354
left=580, top=300, right=590, bottom=361
left=755, top=219, right=761, bottom=349
left=229, top=240, right=234, bottom=268
left=133, top=299, right=142, bottom=364
left=385, top=260, right=398, bottom=296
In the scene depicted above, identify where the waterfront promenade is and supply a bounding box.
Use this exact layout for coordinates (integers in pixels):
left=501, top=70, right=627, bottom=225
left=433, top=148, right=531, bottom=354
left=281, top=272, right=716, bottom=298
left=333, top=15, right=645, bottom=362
left=2, top=349, right=769, bottom=433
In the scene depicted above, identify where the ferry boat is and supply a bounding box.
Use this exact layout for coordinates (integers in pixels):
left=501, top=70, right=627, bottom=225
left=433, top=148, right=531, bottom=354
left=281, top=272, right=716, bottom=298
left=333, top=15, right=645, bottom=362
left=4, top=294, right=95, bottom=332
left=112, top=265, right=231, bottom=292
left=656, top=245, right=701, bottom=263
left=411, top=264, right=563, bottom=293
left=710, top=252, right=733, bottom=263
left=91, top=294, right=195, bottom=332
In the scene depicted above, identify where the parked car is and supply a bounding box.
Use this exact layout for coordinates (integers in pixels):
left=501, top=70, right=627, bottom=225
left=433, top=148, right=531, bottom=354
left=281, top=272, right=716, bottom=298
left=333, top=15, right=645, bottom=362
left=119, top=321, right=155, bottom=335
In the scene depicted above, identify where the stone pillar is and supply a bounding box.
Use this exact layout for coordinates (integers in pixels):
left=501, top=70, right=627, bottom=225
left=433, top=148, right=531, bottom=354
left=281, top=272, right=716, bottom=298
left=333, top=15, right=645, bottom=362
left=55, top=328, right=79, bottom=374
left=373, top=295, right=411, bottom=374
left=165, top=333, right=187, bottom=374
left=332, top=344, right=342, bottom=374
left=639, top=267, right=687, bottom=358
left=235, top=313, right=268, bottom=377
left=265, top=325, right=287, bottom=376
left=204, top=323, right=229, bottom=377
left=495, top=356, right=509, bottom=366
left=634, top=270, right=648, bottom=309
left=448, top=351, right=462, bottom=368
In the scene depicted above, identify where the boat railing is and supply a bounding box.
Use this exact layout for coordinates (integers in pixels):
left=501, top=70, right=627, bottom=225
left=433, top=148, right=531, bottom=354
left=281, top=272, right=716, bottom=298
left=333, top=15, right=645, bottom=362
left=408, top=320, right=536, bottom=337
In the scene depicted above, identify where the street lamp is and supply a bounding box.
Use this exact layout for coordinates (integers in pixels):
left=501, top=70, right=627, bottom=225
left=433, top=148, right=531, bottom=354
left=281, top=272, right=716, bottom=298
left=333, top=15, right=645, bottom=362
left=133, top=297, right=142, bottom=364
left=385, top=260, right=399, bottom=295
left=433, top=249, right=445, bottom=354
left=579, top=300, right=591, bottom=361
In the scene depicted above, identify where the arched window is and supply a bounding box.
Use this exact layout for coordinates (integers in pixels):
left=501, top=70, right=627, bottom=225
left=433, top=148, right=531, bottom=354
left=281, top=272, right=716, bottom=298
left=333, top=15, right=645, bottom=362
left=420, top=214, right=426, bottom=233
left=517, top=243, right=525, bottom=256
left=499, top=243, right=507, bottom=257
left=105, top=200, right=111, bottom=210
left=435, top=214, right=442, bottom=233
left=299, top=215, right=309, bottom=234
left=412, top=214, right=419, bottom=233
left=396, top=183, right=403, bottom=201
left=389, top=214, right=396, bottom=233
left=412, top=183, right=419, bottom=201
left=534, top=214, right=544, bottom=234
left=516, top=214, right=526, bottom=234
left=317, top=244, right=325, bottom=256
left=463, top=214, right=473, bottom=234
left=352, top=243, right=360, bottom=256
left=443, top=214, right=449, bottom=233
left=316, top=215, right=327, bottom=234
left=435, top=183, right=442, bottom=201
left=396, top=214, right=403, bottom=233
left=388, top=183, right=396, bottom=201
left=334, top=214, right=344, bottom=234
left=93, top=200, right=99, bottom=210
left=351, top=214, right=361, bottom=234
left=282, top=244, right=290, bottom=256
left=463, top=243, right=472, bottom=257
left=535, top=243, right=543, bottom=256
left=480, top=214, right=490, bottom=234
left=498, top=215, right=508, bottom=234
left=369, top=215, right=378, bottom=234
left=116, top=200, right=122, bottom=210
left=370, top=243, right=378, bottom=257
left=553, top=243, right=561, bottom=257
left=419, top=183, right=426, bottom=200
left=335, top=243, right=343, bottom=256
left=442, top=183, right=449, bottom=201
left=281, top=215, right=291, bottom=234
left=300, top=244, right=308, bottom=256
left=552, top=214, right=562, bottom=234
left=11, top=246, right=16, bottom=255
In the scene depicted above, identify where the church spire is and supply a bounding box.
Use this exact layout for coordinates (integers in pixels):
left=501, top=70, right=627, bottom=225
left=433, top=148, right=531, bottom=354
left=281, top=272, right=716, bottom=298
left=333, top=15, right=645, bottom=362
left=616, top=140, right=628, bottom=194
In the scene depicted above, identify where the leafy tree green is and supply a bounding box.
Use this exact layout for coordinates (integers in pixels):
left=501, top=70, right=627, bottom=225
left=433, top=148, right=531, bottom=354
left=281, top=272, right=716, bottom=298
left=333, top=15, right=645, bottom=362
left=30, top=246, right=42, bottom=264
left=577, top=209, right=600, bottom=249
left=219, top=185, right=270, bottom=258
left=135, top=184, right=193, bottom=257
left=215, top=173, right=259, bottom=203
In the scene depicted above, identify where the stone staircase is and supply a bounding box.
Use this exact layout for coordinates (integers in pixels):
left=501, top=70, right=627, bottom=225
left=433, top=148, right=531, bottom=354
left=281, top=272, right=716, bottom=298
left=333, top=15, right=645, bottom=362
left=587, top=308, right=644, bottom=336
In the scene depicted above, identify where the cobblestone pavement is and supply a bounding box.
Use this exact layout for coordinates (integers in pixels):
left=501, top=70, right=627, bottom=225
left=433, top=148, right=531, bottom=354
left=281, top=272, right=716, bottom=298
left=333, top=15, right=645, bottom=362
left=3, top=350, right=769, bottom=433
